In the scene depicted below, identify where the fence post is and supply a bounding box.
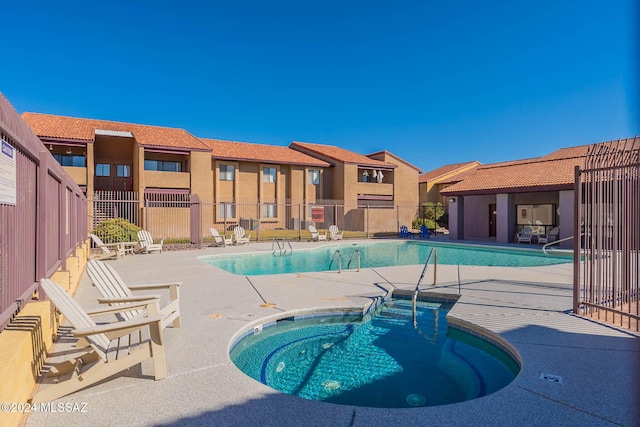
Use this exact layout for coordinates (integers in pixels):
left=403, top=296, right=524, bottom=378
left=573, top=165, right=581, bottom=314
left=298, top=204, right=302, bottom=241
left=257, top=201, right=261, bottom=242
left=36, top=150, right=49, bottom=280
left=190, top=194, right=202, bottom=248
left=366, top=205, right=370, bottom=239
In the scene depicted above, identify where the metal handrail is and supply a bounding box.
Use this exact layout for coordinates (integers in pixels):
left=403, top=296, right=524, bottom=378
left=412, top=248, right=437, bottom=327
left=272, top=237, right=293, bottom=255
left=283, top=236, right=293, bottom=254
left=329, top=250, right=341, bottom=272
left=542, top=234, right=580, bottom=255
left=272, top=237, right=283, bottom=255
left=346, top=250, right=360, bottom=272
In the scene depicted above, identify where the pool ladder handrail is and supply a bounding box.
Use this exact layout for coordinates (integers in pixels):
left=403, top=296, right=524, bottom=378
left=272, top=236, right=293, bottom=255
left=329, top=250, right=341, bottom=271
left=412, top=247, right=437, bottom=328
left=329, top=249, right=361, bottom=273
left=541, top=234, right=581, bottom=255
left=346, top=249, right=360, bottom=272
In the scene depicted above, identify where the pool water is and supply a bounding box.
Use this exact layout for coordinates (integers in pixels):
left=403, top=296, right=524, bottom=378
left=202, top=241, right=571, bottom=275
left=230, top=299, right=520, bottom=408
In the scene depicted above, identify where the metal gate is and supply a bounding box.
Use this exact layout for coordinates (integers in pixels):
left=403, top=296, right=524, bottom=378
left=574, top=138, right=640, bottom=330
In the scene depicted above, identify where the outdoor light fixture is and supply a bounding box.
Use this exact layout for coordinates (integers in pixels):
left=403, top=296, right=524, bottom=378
left=66, top=147, right=72, bottom=155
left=48, top=144, right=53, bottom=151
left=449, top=198, right=456, bottom=203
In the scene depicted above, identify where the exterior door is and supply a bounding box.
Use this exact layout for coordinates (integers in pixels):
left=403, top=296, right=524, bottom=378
left=94, top=163, right=132, bottom=191
left=489, top=204, right=497, bottom=238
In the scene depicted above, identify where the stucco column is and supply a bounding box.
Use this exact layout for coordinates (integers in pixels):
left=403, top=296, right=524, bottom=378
left=496, top=193, right=515, bottom=243
left=448, top=196, right=464, bottom=240
left=558, top=190, right=574, bottom=248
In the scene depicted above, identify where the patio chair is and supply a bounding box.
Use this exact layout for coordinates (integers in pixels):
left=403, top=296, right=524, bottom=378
left=398, top=225, right=412, bottom=239
left=538, top=227, right=559, bottom=244
left=86, top=260, right=181, bottom=329
left=89, top=234, right=124, bottom=260
left=329, top=225, right=343, bottom=240
left=419, top=224, right=431, bottom=239
left=137, top=230, right=163, bottom=254
left=308, top=225, right=327, bottom=241
left=33, top=278, right=166, bottom=403
left=210, top=228, right=232, bottom=247
left=233, top=226, right=251, bottom=245
left=516, top=227, right=533, bottom=244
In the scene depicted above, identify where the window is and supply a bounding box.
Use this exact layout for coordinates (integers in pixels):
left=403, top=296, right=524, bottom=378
left=219, top=164, right=234, bottom=181
left=308, top=169, right=320, bottom=185
left=144, top=160, right=182, bottom=172
left=219, top=202, right=235, bottom=218
left=516, top=204, right=555, bottom=234
left=117, top=165, right=131, bottom=177
left=96, top=163, right=110, bottom=177
left=53, top=154, right=86, bottom=167
left=263, top=203, right=277, bottom=218
left=263, top=167, right=276, bottom=183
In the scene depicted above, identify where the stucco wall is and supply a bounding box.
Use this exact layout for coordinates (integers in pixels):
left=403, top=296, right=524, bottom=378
left=463, top=194, right=496, bottom=239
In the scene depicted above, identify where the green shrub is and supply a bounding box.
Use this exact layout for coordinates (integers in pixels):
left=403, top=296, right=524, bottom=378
left=93, top=218, right=141, bottom=243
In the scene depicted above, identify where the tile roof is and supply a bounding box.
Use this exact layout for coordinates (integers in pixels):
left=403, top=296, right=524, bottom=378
left=21, top=112, right=210, bottom=151
left=200, top=138, right=330, bottom=167
left=419, top=161, right=480, bottom=184
left=290, top=141, right=396, bottom=168
left=366, top=150, right=423, bottom=173
left=441, top=138, right=640, bottom=195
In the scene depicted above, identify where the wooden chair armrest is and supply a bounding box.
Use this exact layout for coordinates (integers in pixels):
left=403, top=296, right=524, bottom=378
left=127, top=282, right=181, bottom=291
left=97, top=295, right=162, bottom=304
left=72, top=315, right=164, bottom=338
left=85, top=300, right=160, bottom=316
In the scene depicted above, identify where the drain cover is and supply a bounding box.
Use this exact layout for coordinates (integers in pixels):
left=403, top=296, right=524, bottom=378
left=260, top=303, right=277, bottom=308
left=540, top=373, right=563, bottom=384
left=208, top=313, right=224, bottom=319
left=406, top=394, right=426, bottom=406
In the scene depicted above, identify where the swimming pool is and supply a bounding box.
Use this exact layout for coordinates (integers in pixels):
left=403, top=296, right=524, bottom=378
left=200, top=241, right=571, bottom=275
left=230, top=298, right=520, bottom=408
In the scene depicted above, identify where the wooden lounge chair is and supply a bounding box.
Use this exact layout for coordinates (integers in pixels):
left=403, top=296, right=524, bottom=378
left=137, top=230, right=163, bottom=254
left=538, top=227, right=559, bottom=244
left=516, top=227, right=533, bottom=244
left=233, top=226, right=251, bottom=245
left=86, top=260, right=181, bottom=329
left=329, top=225, right=343, bottom=240
left=89, top=233, right=124, bottom=260
left=308, top=225, right=327, bottom=241
left=33, top=279, right=166, bottom=403
left=210, top=228, right=232, bottom=247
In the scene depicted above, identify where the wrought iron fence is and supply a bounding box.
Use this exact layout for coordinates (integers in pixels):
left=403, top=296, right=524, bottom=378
left=574, top=138, right=640, bottom=331
left=0, top=94, right=87, bottom=332
left=90, top=191, right=443, bottom=247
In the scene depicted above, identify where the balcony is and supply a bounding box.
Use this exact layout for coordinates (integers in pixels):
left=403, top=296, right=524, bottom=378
left=356, top=182, right=393, bottom=196
left=144, top=170, right=190, bottom=189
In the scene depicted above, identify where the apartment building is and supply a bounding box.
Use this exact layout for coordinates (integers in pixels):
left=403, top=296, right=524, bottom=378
left=21, top=112, right=421, bottom=235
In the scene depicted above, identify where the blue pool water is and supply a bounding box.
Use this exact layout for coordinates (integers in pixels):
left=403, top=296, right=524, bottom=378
left=201, top=241, right=571, bottom=275
left=230, top=299, right=519, bottom=408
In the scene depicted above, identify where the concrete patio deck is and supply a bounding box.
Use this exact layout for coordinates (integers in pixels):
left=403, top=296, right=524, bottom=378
left=27, top=240, right=639, bottom=426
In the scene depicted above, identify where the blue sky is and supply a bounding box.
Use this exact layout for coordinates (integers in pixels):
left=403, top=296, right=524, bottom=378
left=2, top=1, right=637, bottom=172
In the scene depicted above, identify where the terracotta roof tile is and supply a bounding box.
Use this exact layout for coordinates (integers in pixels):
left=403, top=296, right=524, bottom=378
left=367, top=150, right=423, bottom=173
left=290, top=141, right=396, bottom=168
left=21, top=112, right=210, bottom=151
left=441, top=138, right=639, bottom=195
left=419, top=161, right=480, bottom=183
left=200, top=138, right=330, bottom=167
